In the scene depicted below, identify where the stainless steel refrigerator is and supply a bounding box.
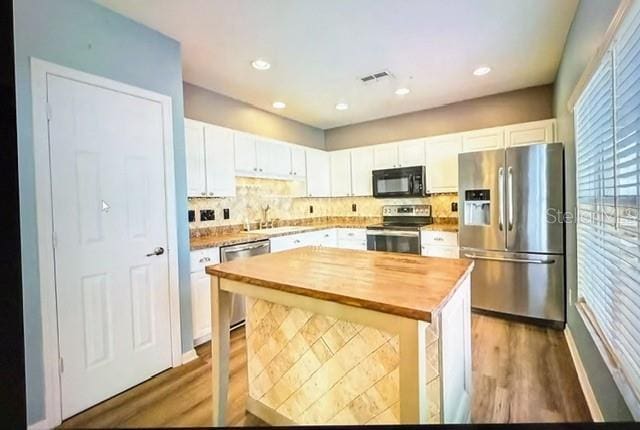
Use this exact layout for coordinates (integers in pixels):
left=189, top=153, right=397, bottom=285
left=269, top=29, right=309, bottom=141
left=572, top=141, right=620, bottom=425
left=458, top=142, right=565, bottom=327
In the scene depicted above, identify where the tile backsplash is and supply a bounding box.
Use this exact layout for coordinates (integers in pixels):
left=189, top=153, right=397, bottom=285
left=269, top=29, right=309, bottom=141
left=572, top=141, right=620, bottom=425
left=188, top=177, right=458, bottom=229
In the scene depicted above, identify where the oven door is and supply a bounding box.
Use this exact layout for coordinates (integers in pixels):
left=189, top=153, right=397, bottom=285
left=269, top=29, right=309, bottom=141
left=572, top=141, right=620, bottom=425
left=366, top=229, right=421, bottom=254
left=372, top=167, right=424, bottom=197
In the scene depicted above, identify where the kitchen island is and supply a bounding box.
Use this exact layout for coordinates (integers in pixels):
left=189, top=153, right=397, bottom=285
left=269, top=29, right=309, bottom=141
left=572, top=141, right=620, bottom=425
left=206, top=247, right=474, bottom=425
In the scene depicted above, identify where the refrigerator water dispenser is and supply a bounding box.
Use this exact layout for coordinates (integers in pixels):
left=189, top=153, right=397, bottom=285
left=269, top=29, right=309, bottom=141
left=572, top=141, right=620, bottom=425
left=464, top=189, right=490, bottom=226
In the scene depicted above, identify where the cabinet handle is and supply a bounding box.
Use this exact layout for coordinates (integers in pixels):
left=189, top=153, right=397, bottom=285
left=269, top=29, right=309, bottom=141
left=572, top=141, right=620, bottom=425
left=200, top=192, right=206, bottom=196
left=198, top=256, right=211, bottom=263
left=209, top=192, right=214, bottom=196
left=253, top=167, right=257, bottom=171
left=294, top=239, right=301, bottom=244
left=434, top=237, right=444, bottom=242
left=259, top=168, right=263, bottom=172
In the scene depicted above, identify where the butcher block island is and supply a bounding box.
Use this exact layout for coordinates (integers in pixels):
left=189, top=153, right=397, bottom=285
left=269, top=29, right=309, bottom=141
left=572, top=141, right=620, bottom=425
left=206, top=247, right=474, bottom=426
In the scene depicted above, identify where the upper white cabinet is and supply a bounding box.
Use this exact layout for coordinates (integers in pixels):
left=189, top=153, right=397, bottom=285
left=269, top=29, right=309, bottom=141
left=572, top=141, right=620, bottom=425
left=185, top=119, right=235, bottom=197
left=461, top=126, right=505, bottom=153
left=398, top=139, right=426, bottom=167
left=290, top=146, right=307, bottom=178
left=426, top=134, right=462, bottom=193
left=256, top=138, right=292, bottom=178
left=234, top=132, right=258, bottom=175
left=204, top=125, right=236, bottom=197
left=373, top=144, right=399, bottom=169
left=306, top=149, right=331, bottom=197
left=330, top=150, right=352, bottom=197
left=374, top=139, right=426, bottom=169
left=350, top=146, right=374, bottom=196
left=504, top=119, right=556, bottom=147
left=185, top=120, right=207, bottom=197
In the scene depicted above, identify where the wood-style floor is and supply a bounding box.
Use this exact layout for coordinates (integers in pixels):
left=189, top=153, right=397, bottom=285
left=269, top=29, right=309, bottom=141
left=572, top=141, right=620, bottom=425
left=59, top=314, right=591, bottom=428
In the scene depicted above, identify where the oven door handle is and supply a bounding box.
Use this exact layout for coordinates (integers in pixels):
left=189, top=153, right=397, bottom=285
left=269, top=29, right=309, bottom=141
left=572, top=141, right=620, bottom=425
left=366, top=230, right=420, bottom=238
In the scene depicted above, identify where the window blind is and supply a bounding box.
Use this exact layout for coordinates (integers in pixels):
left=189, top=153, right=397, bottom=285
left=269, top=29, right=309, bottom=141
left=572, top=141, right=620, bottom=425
left=575, top=1, right=640, bottom=419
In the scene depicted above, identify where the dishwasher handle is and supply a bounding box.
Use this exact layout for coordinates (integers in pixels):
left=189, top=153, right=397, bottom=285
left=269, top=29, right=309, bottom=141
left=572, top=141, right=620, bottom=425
left=221, top=240, right=270, bottom=258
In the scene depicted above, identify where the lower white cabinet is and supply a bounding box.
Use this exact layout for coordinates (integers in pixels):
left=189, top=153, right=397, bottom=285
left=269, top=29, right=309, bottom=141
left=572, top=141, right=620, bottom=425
left=190, top=247, right=220, bottom=345
left=440, top=277, right=472, bottom=423
left=337, top=228, right=367, bottom=250
left=421, top=231, right=459, bottom=259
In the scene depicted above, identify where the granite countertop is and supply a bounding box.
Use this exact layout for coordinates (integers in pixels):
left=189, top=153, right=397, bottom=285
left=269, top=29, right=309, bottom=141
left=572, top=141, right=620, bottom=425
left=206, top=246, right=473, bottom=321
left=190, top=219, right=458, bottom=250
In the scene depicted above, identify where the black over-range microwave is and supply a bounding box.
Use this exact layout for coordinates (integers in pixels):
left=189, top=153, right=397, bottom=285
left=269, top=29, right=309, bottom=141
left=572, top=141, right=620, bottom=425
left=372, top=165, right=427, bottom=198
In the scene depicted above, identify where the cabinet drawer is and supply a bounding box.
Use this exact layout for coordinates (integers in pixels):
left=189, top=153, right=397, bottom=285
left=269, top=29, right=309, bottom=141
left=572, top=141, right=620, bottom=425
left=190, top=247, right=220, bottom=273
left=421, top=231, right=458, bottom=247
left=338, top=239, right=367, bottom=250
left=337, top=228, right=366, bottom=242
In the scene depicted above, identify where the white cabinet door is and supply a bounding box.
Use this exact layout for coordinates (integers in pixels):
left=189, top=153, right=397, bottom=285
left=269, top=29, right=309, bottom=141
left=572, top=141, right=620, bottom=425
left=330, top=150, right=352, bottom=197
left=185, top=119, right=207, bottom=197
left=234, top=132, right=258, bottom=175
left=350, top=147, right=375, bottom=196
left=373, top=143, right=399, bottom=169
left=306, top=149, right=331, bottom=197
left=290, top=146, right=307, bottom=178
left=191, top=271, right=211, bottom=344
left=422, top=246, right=460, bottom=259
left=504, top=119, right=556, bottom=147
left=426, top=135, right=462, bottom=193
left=256, top=138, right=291, bottom=178
left=462, top=126, right=504, bottom=153
left=398, top=139, right=426, bottom=167
left=204, top=125, right=236, bottom=197
left=316, top=229, right=338, bottom=247
left=440, top=278, right=472, bottom=423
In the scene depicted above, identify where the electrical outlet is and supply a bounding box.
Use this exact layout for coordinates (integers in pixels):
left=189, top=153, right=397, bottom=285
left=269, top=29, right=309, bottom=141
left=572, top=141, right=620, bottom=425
left=200, top=209, right=215, bottom=221
left=309, top=205, right=314, bottom=214
left=451, top=202, right=458, bottom=212
left=188, top=210, right=195, bottom=223
left=352, top=203, right=357, bottom=212
left=223, top=208, right=230, bottom=219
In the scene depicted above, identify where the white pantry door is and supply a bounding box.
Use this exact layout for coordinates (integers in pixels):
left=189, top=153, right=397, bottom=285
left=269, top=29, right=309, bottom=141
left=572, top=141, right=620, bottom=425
left=47, top=74, right=173, bottom=418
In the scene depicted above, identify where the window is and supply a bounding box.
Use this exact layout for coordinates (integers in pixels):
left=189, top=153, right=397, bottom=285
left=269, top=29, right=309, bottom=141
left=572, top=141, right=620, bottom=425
left=575, top=1, right=640, bottom=419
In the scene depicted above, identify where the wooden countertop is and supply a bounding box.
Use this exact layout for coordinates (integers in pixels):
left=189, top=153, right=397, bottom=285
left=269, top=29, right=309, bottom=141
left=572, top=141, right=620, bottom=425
left=206, top=247, right=473, bottom=321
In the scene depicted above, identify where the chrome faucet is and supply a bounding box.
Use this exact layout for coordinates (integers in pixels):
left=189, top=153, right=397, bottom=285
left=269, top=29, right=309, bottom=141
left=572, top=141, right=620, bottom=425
left=258, top=205, right=271, bottom=229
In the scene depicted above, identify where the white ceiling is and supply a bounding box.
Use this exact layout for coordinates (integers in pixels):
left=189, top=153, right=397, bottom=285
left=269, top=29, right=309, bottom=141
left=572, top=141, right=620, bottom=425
left=97, top=0, right=578, bottom=129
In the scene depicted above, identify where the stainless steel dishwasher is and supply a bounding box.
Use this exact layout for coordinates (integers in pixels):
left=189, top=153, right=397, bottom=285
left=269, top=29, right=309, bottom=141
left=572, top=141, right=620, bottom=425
left=220, top=240, right=270, bottom=329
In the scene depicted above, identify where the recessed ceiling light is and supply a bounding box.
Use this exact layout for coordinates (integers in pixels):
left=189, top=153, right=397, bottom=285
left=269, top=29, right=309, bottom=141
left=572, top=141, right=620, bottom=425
left=272, top=101, right=286, bottom=109
left=251, top=59, right=271, bottom=70
left=335, top=102, right=349, bottom=111
left=473, top=66, right=492, bottom=76
left=395, top=87, right=411, bottom=96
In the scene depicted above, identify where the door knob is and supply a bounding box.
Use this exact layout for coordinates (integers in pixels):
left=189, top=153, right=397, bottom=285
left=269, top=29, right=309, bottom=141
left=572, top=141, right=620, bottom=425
left=146, top=247, right=165, bottom=257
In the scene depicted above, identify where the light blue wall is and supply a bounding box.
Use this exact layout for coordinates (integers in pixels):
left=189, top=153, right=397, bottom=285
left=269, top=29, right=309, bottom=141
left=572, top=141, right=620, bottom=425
left=553, top=0, right=632, bottom=420
left=13, top=0, right=192, bottom=424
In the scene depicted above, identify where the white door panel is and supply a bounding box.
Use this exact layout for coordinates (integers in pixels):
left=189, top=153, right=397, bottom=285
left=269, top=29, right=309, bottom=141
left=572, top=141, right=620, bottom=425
left=398, top=139, right=426, bottom=167
left=373, top=144, right=399, bottom=169
left=350, top=147, right=374, bottom=196
left=48, top=74, right=172, bottom=418
left=184, top=120, right=206, bottom=197
left=204, top=125, right=236, bottom=197
left=330, top=150, right=352, bottom=196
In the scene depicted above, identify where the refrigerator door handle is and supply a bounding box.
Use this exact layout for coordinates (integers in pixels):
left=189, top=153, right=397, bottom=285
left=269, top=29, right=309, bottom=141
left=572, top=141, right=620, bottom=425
left=463, top=253, right=556, bottom=265
left=507, top=166, right=514, bottom=231
left=498, top=167, right=504, bottom=231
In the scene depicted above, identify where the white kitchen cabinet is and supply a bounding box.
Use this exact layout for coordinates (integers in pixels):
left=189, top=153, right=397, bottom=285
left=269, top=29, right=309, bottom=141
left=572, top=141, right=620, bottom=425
left=398, top=139, right=426, bottom=167
left=421, top=231, right=459, bottom=259
left=373, top=143, right=399, bottom=169
left=190, top=247, right=220, bottom=345
left=204, top=125, right=236, bottom=197
left=290, top=145, right=307, bottom=178
left=234, top=132, right=258, bottom=175
left=185, top=119, right=207, bottom=197
left=426, top=135, right=462, bottom=193
left=337, top=228, right=367, bottom=250
left=256, top=138, right=292, bottom=178
left=461, top=126, right=504, bottom=153
left=350, top=147, right=374, bottom=196
left=422, top=245, right=460, bottom=259
left=440, top=278, right=472, bottom=423
left=504, top=119, right=556, bottom=147
left=306, top=149, right=331, bottom=197
left=330, top=150, right=352, bottom=197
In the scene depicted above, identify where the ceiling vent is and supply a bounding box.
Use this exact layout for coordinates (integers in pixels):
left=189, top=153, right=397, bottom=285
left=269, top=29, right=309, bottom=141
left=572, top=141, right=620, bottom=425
left=360, top=70, right=394, bottom=84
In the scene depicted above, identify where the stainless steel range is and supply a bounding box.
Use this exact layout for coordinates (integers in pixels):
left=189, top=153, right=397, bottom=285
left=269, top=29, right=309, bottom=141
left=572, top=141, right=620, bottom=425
left=366, top=205, right=433, bottom=254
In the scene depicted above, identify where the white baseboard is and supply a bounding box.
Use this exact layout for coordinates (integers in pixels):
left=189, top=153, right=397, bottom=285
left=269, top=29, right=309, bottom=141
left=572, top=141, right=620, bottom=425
left=565, top=326, right=604, bottom=421
left=181, top=349, right=199, bottom=365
